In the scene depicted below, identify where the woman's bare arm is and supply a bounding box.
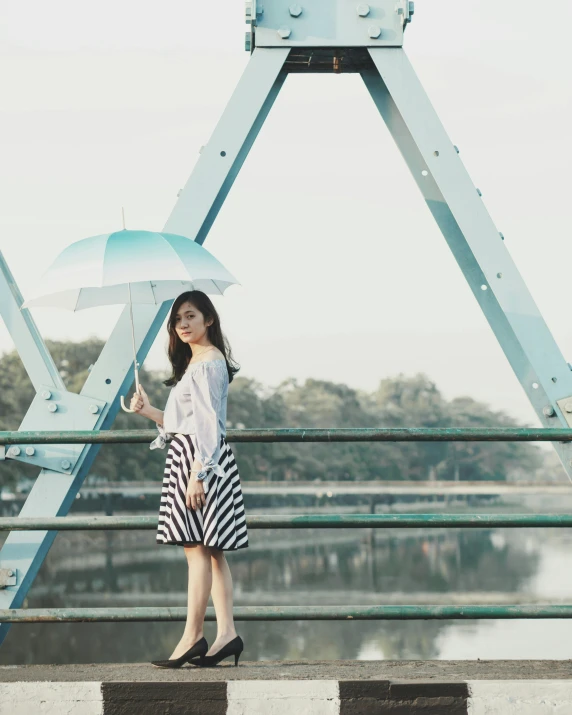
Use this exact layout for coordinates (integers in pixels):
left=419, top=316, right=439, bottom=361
left=141, top=405, right=164, bottom=427
left=130, top=385, right=164, bottom=426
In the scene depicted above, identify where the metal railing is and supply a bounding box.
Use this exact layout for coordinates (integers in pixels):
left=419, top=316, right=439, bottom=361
left=2, top=514, right=572, bottom=531
left=1, top=427, right=571, bottom=624
left=3, top=427, right=572, bottom=444
left=4, top=606, right=572, bottom=623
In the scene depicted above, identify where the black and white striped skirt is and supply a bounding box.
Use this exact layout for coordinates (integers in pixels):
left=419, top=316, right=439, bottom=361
left=157, top=434, right=249, bottom=550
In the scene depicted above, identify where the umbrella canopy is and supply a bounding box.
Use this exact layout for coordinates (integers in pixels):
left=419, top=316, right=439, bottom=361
left=22, top=230, right=239, bottom=310
left=22, top=229, right=240, bottom=412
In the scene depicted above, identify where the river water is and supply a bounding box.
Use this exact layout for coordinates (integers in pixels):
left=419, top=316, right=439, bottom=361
left=2, top=497, right=572, bottom=664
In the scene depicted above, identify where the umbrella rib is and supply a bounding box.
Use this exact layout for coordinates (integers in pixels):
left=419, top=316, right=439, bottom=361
left=100, top=231, right=116, bottom=287
left=159, top=232, right=195, bottom=283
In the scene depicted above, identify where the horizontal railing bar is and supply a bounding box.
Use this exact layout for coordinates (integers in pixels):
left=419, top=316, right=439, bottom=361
left=3, top=514, right=572, bottom=531
left=3, top=605, right=572, bottom=622
left=2, top=427, right=572, bottom=445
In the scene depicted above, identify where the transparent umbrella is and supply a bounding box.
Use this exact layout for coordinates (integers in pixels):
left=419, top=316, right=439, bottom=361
left=22, top=229, right=240, bottom=412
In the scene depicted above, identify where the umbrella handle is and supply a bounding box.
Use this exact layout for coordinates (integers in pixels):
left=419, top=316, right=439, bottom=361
left=120, top=395, right=136, bottom=413
left=120, top=382, right=141, bottom=413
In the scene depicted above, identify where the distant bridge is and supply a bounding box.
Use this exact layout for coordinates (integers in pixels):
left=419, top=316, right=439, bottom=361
left=77, top=480, right=572, bottom=497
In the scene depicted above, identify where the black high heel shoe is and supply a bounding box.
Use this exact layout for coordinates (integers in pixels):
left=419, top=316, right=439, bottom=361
left=151, top=636, right=208, bottom=669
left=192, top=635, right=244, bottom=668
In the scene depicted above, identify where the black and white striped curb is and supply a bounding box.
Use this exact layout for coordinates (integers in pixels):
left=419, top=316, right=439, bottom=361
left=3, top=679, right=572, bottom=714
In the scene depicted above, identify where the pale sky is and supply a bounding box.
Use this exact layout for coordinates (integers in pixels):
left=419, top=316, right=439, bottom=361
left=1, top=0, right=571, bottom=424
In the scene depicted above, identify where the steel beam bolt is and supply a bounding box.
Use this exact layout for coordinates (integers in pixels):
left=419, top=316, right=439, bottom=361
left=89, top=405, right=99, bottom=414
left=277, top=26, right=291, bottom=39
left=8, top=447, right=21, bottom=457
left=61, top=460, right=71, bottom=471
left=289, top=4, right=302, bottom=17
left=565, top=402, right=572, bottom=414
left=47, top=403, right=58, bottom=413
left=41, top=390, right=52, bottom=400
left=368, top=25, right=381, bottom=38
left=357, top=3, right=370, bottom=16
left=543, top=406, right=555, bottom=418
left=25, top=447, right=36, bottom=456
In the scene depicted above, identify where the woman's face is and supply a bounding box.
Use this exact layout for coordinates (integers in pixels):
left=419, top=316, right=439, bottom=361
left=174, top=301, right=212, bottom=344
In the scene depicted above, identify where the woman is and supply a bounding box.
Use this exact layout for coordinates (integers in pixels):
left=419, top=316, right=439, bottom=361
left=130, top=290, right=248, bottom=669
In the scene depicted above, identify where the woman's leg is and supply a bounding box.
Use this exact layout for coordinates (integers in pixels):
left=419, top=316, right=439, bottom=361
left=169, top=544, right=212, bottom=660
left=207, top=548, right=238, bottom=656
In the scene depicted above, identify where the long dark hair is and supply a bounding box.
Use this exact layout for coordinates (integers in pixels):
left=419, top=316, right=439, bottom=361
left=163, top=290, right=240, bottom=387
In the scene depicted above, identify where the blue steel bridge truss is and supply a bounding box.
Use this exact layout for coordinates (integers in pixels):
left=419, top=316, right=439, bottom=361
left=1, top=0, right=571, bottom=646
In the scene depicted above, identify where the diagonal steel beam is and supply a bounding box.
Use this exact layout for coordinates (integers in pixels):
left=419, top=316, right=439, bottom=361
left=0, top=46, right=289, bottom=647
left=362, top=48, right=572, bottom=480
left=0, top=251, right=64, bottom=393
left=164, top=48, right=289, bottom=241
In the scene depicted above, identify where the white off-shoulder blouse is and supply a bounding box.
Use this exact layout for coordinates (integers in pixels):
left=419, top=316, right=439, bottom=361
left=150, top=359, right=228, bottom=491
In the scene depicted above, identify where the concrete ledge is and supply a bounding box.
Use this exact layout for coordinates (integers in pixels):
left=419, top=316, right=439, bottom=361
left=0, top=679, right=468, bottom=715
left=2, top=660, right=572, bottom=682
left=2, top=662, right=572, bottom=715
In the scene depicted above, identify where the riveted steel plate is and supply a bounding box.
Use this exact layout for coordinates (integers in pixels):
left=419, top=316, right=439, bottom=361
left=557, top=396, right=572, bottom=428
left=0, top=568, right=16, bottom=588
left=254, top=0, right=408, bottom=48
left=6, top=386, right=106, bottom=474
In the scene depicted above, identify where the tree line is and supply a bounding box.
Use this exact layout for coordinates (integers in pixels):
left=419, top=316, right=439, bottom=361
left=0, top=339, right=550, bottom=486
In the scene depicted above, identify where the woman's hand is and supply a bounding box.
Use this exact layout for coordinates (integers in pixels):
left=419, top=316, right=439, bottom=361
left=186, top=476, right=206, bottom=511
left=130, top=384, right=151, bottom=416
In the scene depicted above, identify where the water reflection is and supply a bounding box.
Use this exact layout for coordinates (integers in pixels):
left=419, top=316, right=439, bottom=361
left=3, top=502, right=565, bottom=664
